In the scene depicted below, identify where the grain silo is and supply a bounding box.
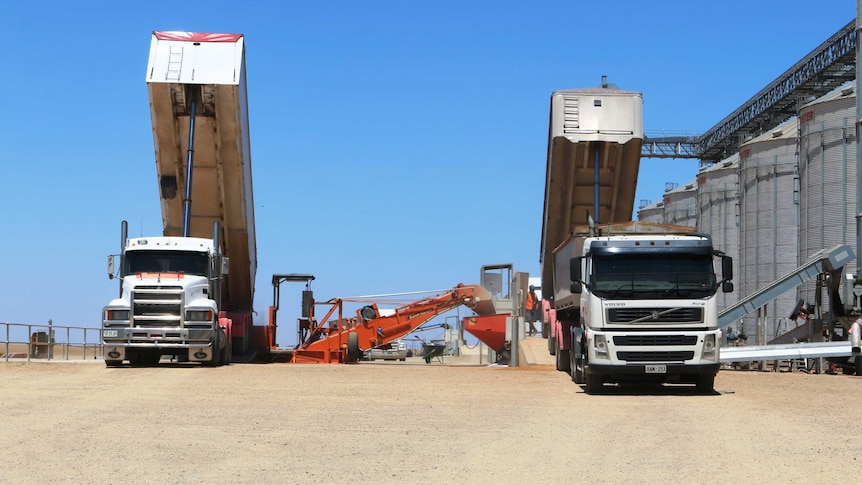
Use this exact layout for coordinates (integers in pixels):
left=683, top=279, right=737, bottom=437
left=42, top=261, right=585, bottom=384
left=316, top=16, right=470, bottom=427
left=737, top=117, right=799, bottom=343
left=798, top=82, right=857, bottom=309
left=637, top=199, right=665, bottom=223
left=697, top=153, right=740, bottom=311
left=662, top=179, right=698, bottom=227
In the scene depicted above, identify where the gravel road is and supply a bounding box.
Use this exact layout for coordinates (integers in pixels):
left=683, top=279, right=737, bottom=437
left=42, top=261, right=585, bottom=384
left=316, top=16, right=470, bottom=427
left=0, top=359, right=859, bottom=484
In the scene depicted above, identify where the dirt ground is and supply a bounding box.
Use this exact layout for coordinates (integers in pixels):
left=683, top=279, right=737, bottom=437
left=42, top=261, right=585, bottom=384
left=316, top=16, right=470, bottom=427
left=0, top=354, right=860, bottom=484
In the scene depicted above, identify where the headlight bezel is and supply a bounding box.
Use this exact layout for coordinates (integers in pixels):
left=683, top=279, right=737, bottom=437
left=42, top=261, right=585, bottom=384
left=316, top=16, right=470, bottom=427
left=185, top=309, right=214, bottom=322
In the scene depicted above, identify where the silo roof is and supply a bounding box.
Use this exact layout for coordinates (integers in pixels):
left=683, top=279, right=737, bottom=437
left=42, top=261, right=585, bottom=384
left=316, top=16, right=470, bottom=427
left=664, top=178, right=698, bottom=195
left=741, top=116, right=798, bottom=146
left=700, top=152, right=740, bottom=174
left=800, top=80, right=855, bottom=109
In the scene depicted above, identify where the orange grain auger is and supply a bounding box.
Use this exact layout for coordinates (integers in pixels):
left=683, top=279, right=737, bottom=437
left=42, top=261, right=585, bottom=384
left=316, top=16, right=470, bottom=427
left=275, top=283, right=490, bottom=363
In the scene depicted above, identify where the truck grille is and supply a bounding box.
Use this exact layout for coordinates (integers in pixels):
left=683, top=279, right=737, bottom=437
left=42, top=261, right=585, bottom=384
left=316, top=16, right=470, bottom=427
left=132, top=285, right=183, bottom=327
left=613, top=335, right=698, bottom=346
left=617, top=351, right=695, bottom=362
left=607, top=307, right=703, bottom=324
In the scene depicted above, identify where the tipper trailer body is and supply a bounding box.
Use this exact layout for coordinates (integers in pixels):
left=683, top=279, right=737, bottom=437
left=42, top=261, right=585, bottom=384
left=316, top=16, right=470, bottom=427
left=539, top=87, right=643, bottom=296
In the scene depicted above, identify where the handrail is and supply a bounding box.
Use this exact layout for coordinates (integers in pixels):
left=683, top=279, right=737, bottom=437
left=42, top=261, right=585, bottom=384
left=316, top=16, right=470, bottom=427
left=1, top=322, right=103, bottom=362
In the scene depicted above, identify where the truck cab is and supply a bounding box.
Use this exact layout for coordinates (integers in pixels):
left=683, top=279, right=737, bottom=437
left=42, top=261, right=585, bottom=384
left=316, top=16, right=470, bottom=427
left=102, top=231, right=231, bottom=366
left=569, top=232, right=733, bottom=393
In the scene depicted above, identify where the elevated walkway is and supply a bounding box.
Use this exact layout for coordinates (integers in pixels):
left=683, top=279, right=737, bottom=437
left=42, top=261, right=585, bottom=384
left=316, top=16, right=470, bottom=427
left=642, top=20, right=856, bottom=161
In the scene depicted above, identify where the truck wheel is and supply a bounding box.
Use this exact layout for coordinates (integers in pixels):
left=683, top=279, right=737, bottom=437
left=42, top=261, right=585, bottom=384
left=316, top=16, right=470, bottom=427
left=856, top=357, right=862, bottom=377
left=105, top=360, right=123, bottom=367
left=204, top=345, right=221, bottom=367
left=346, top=332, right=361, bottom=363
left=556, top=348, right=571, bottom=373
left=571, top=351, right=584, bottom=384
left=585, top=372, right=603, bottom=394
left=548, top=334, right=556, bottom=356
left=696, top=374, right=715, bottom=394
left=218, top=328, right=231, bottom=366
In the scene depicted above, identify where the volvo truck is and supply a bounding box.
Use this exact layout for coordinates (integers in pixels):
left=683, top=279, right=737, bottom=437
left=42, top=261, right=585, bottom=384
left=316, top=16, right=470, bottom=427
left=558, top=222, right=733, bottom=393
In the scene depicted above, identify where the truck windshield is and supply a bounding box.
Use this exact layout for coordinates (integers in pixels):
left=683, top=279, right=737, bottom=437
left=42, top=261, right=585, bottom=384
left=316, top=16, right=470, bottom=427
left=124, top=250, right=209, bottom=277
left=590, top=253, right=716, bottom=300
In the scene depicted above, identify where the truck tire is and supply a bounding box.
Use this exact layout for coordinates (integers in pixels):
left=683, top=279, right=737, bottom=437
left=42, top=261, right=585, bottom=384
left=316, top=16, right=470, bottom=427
left=571, top=334, right=585, bottom=384
left=218, top=328, right=231, bottom=366
left=571, top=349, right=584, bottom=384
left=556, top=348, right=571, bottom=373
left=585, top=372, right=603, bottom=394
left=204, top=345, right=221, bottom=367
left=696, top=374, right=715, bottom=394
left=346, top=332, right=361, bottom=363
left=856, top=357, right=862, bottom=377
left=220, top=344, right=231, bottom=365
left=548, top=334, right=556, bottom=356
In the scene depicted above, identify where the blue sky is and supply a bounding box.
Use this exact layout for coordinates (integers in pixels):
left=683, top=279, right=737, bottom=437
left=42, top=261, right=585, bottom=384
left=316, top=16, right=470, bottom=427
left=0, top=1, right=854, bottom=345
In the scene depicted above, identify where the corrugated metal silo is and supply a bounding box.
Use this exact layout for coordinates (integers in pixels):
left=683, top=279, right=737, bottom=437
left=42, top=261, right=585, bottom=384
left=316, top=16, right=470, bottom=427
left=738, top=117, right=799, bottom=343
left=798, top=82, right=857, bottom=310
left=637, top=199, right=665, bottom=223
left=697, top=153, right=740, bottom=311
left=662, top=179, right=698, bottom=227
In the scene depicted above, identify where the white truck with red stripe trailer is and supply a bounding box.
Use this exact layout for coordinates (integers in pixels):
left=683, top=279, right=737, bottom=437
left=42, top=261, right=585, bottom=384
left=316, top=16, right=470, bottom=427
left=101, top=32, right=256, bottom=366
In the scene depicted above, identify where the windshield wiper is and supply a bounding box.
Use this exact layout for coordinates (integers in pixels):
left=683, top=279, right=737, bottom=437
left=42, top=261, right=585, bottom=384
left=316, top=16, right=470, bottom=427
left=607, top=284, right=634, bottom=299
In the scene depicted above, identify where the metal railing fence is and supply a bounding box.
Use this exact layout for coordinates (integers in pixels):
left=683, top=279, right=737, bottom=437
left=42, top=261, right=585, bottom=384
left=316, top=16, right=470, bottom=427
left=1, top=321, right=103, bottom=362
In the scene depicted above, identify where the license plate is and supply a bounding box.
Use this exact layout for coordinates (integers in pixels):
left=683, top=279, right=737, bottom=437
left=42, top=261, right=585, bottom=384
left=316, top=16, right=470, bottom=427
left=645, top=365, right=666, bottom=374
left=103, top=330, right=118, bottom=338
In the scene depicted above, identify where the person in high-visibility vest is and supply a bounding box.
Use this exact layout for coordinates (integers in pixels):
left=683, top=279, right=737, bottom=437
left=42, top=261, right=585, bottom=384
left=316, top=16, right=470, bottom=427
left=525, top=285, right=539, bottom=336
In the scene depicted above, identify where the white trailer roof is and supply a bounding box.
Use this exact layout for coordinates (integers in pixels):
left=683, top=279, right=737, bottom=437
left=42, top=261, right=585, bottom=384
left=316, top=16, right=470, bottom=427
left=147, top=31, right=245, bottom=85
left=146, top=31, right=257, bottom=311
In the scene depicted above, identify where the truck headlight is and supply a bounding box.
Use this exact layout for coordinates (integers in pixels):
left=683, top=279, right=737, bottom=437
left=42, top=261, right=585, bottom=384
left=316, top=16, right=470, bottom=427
left=594, top=334, right=609, bottom=359
left=106, top=309, right=130, bottom=321
left=186, top=310, right=213, bottom=322
left=703, top=334, right=717, bottom=361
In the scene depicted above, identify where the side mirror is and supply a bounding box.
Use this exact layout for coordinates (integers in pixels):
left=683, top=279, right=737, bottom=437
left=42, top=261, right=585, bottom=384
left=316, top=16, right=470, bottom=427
left=569, top=257, right=582, bottom=283
left=571, top=282, right=583, bottom=294
left=221, top=257, right=230, bottom=275
left=107, top=255, right=115, bottom=280
left=721, top=255, right=733, bottom=281
left=722, top=281, right=734, bottom=293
